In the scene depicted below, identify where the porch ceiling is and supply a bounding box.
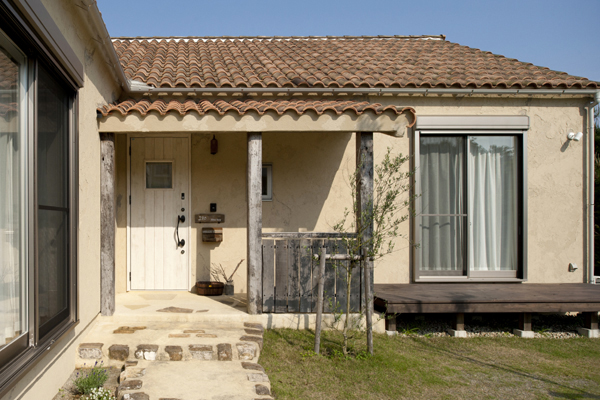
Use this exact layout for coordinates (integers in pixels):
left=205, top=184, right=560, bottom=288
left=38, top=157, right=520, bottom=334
left=97, top=98, right=416, bottom=135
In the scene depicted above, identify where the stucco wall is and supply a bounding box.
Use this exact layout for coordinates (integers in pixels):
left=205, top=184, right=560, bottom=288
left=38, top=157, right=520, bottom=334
left=376, top=96, right=588, bottom=285
left=2, top=1, right=120, bottom=399
left=112, top=94, right=590, bottom=293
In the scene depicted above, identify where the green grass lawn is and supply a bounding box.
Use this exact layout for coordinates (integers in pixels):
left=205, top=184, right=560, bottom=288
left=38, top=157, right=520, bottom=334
left=260, top=329, right=600, bottom=400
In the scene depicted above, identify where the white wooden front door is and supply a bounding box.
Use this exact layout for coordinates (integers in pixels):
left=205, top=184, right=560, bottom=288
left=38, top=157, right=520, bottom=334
left=130, top=137, right=190, bottom=290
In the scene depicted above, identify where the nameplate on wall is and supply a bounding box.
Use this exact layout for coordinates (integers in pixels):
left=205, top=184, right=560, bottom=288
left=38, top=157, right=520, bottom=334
left=196, top=214, right=225, bottom=224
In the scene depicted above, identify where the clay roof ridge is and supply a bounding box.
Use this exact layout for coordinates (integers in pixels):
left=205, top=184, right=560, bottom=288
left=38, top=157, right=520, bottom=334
left=110, top=35, right=447, bottom=42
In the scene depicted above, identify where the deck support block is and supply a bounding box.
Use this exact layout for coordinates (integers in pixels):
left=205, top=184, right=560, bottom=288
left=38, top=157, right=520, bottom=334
left=514, top=312, right=534, bottom=337
left=448, top=313, right=466, bottom=337
left=100, top=132, right=115, bottom=316
left=247, top=132, right=263, bottom=315
left=577, top=328, right=600, bottom=338
left=448, top=329, right=467, bottom=338
left=578, top=312, right=599, bottom=337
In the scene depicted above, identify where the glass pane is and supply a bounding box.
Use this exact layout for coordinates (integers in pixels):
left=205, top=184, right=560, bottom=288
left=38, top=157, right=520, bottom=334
left=420, top=137, right=464, bottom=215
left=262, top=166, right=268, bottom=196
left=468, top=136, right=518, bottom=271
left=37, top=66, right=68, bottom=208
left=0, top=38, right=26, bottom=348
left=37, top=63, right=70, bottom=336
left=146, top=162, right=172, bottom=189
left=38, top=209, right=68, bottom=327
left=419, top=216, right=465, bottom=272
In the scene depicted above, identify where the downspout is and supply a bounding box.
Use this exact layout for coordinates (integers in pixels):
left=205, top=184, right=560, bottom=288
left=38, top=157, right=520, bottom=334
left=588, top=91, right=600, bottom=283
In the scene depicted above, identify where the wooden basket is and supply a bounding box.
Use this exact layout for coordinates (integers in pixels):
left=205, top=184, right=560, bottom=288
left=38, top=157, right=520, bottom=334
left=196, top=281, right=224, bottom=296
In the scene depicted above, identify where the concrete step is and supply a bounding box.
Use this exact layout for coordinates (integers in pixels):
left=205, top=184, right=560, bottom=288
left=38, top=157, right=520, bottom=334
left=77, top=321, right=264, bottom=367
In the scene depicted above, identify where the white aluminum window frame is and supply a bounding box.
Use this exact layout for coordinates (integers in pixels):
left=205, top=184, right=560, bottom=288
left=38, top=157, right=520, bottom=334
left=413, top=116, right=529, bottom=283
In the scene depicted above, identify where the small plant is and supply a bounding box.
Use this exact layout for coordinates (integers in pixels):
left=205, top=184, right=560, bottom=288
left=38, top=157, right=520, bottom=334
left=84, top=387, right=115, bottom=400
left=74, top=362, right=109, bottom=395
left=401, top=326, right=419, bottom=336
left=210, top=259, right=244, bottom=283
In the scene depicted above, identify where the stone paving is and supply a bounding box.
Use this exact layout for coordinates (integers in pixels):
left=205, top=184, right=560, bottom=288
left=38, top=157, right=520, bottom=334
left=78, top=319, right=272, bottom=400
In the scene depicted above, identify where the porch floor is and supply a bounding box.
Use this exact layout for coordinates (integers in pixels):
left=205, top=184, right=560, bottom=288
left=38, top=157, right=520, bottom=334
left=112, top=291, right=255, bottom=325
left=374, top=283, right=600, bottom=314
left=110, top=291, right=386, bottom=331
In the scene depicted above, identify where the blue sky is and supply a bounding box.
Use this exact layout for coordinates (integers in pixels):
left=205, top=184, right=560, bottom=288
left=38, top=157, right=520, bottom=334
left=97, top=0, right=600, bottom=82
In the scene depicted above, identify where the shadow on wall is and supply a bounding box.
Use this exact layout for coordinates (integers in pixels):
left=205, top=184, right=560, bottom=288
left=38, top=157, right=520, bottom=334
left=192, top=131, right=353, bottom=283
left=115, top=131, right=353, bottom=289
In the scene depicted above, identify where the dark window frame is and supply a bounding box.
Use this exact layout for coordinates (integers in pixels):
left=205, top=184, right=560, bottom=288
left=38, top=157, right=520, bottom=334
left=413, top=116, right=528, bottom=283
left=262, top=163, right=272, bottom=201
left=0, top=0, right=78, bottom=395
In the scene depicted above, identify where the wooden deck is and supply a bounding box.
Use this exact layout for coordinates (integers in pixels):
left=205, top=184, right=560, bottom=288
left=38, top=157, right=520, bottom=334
left=374, top=283, right=600, bottom=314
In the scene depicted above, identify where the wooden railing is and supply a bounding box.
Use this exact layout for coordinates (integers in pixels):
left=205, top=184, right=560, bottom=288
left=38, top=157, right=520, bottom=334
left=261, top=232, right=362, bottom=313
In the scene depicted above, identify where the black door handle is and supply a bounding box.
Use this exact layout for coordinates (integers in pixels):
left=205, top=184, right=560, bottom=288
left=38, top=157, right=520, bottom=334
left=176, top=215, right=185, bottom=247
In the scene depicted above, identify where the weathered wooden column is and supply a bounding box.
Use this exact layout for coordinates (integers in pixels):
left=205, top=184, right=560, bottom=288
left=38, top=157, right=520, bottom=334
left=357, top=132, right=374, bottom=353
left=247, top=132, right=263, bottom=314
left=100, top=132, right=116, bottom=316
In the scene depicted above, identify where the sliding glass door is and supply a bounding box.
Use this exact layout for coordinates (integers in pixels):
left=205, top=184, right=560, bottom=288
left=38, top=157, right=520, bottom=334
left=36, top=65, right=70, bottom=338
left=418, top=134, right=520, bottom=278
left=0, top=29, right=28, bottom=360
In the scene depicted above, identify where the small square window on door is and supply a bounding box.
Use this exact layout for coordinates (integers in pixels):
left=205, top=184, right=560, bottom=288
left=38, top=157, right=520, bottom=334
left=146, top=162, right=173, bottom=189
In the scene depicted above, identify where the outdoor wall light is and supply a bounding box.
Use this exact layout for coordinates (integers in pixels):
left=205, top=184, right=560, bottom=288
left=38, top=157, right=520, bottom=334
left=569, top=263, right=578, bottom=272
left=567, top=132, right=584, bottom=141
left=210, top=135, right=218, bottom=154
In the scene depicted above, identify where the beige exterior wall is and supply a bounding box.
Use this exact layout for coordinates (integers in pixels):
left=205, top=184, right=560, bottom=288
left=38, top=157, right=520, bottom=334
left=2, top=1, right=120, bottom=399
left=111, top=94, right=590, bottom=295
left=380, top=96, right=588, bottom=285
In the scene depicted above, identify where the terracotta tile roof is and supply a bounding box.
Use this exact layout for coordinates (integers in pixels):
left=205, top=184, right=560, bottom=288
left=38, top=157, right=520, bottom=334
left=97, top=98, right=416, bottom=121
left=111, top=36, right=598, bottom=90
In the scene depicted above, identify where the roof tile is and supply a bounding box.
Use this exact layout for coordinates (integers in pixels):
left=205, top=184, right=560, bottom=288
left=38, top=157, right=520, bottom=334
left=110, top=36, right=598, bottom=90
left=97, top=98, right=416, bottom=121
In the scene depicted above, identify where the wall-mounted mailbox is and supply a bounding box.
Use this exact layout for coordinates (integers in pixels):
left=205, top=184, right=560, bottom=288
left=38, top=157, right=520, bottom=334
left=202, top=227, right=223, bottom=242
left=196, top=214, right=225, bottom=224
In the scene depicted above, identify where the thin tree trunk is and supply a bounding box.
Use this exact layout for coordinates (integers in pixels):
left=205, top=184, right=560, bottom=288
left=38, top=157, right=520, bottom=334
left=314, top=245, right=327, bottom=354
left=365, top=259, right=373, bottom=355
left=342, top=262, right=353, bottom=355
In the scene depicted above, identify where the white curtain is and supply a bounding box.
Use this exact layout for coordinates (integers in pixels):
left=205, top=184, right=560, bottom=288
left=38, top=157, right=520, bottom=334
left=468, top=137, right=518, bottom=271
left=0, top=46, right=23, bottom=347
left=420, top=137, right=464, bottom=271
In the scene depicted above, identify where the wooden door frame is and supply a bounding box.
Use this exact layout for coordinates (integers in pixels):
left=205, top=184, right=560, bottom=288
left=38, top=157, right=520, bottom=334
left=126, top=133, right=192, bottom=291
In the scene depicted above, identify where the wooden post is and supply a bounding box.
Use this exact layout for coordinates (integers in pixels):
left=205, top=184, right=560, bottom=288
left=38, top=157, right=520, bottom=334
left=247, top=132, right=263, bottom=315
left=100, top=132, right=115, bottom=316
left=314, top=245, right=327, bottom=354
left=385, top=313, right=397, bottom=332
left=519, top=312, right=532, bottom=331
left=452, top=313, right=465, bottom=331
left=357, top=132, right=374, bottom=354
left=583, top=312, right=599, bottom=330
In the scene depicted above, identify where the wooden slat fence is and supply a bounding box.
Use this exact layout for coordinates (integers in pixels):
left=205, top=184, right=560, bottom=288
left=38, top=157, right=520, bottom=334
left=262, top=233, right=362, bottom=313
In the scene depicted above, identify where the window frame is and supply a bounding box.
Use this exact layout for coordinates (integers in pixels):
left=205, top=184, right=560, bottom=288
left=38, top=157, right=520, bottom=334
left=413, top=116, right=528, bottom=283
left=262, top=163, right=272, bottom=201
left=145, top=160, right=174, bottom=189
left=0, top=1, right=79, bottom=395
